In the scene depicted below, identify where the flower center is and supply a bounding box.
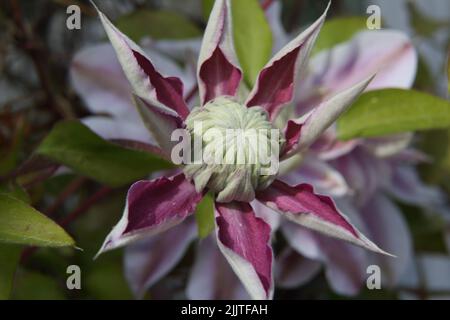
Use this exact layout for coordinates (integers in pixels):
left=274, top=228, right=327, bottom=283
left=183, top=97, right=284, bottom=203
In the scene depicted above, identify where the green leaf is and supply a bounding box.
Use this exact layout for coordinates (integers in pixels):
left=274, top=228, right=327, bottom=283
left=36, top=121, right=173, bottom=187
left=312, top=17, right=367, bottom=56
left=231, top=0, right=273, bottom=87
left=337, top=89, right=450, bottom=140
left=116, top=9, right=202, bottom=42
left=195, top=194, right=214, bottom=239
left=0, top=244, right=21, bottom=299
left=0, top=194, right=75, bottom=247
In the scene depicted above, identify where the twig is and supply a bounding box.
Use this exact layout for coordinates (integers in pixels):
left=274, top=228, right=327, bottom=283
left=9, top=0, right=74, bottom=119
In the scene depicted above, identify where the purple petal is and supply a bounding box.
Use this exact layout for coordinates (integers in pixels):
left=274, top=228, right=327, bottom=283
left=276, top=247, right=321, bottom=289
left=309, top=128, right=361, bottom=160
left=197, top=0, right=242, bottom=105
left=81, top=116, right=154, bottom=144
left=280, top=155, right=349, bottom=197
left=94, top=4, right=190, bottom=118
left=215, top=201, right=273, bottom=300
left=360, top=195, right=413, bottom=287
left=124, top=218, right=197, bottom=298
left=70, top=43, right=133, bottom=117
left=256, top=180, right=390, bottom=254
left=282, top=221, right=367, bottom=296
left=265, top=0, right=290, bottom=53
left=246, top=3, right=329, bottom=120
left=296, top=30, right=417, bottom=113
left=331, top=147, right=385, bottom=205
left=97, top=174, right=203, bottom=255
left=187, top=236, right=249, bottom=300
left=384, top=165, right=445, bottom=210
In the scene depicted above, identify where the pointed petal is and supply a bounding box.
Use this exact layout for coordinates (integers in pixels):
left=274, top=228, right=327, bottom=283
left=215, top=201, right=273, bottom=300
left=124, top=218, right=196, bottom=298
left=296, top=30, right=417, bottom=113
left=280, top=155, right=349, bottom=197
left=276, top=247, right=321, bottom=288
left=187, top=236, right=249, bottom=300
left=360, top=195, right=413, bottom=287
left=132, top=94, right=184, bottom=156
left=93, top=4, right=189, bottom=118
left=256, top=180, right=390, bottom=255
left=197, top=0, right=242, bottom=105
left=285, top=75, right=374, bottom=156
left=97, top=174, right=203, bottom=255
left=246, top=3, right=330, bottom=120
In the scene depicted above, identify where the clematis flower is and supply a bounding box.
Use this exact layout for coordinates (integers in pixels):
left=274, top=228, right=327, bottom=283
left=264, top=2, right=448, bottom=296
left=86, top=0, right=391, bottom=300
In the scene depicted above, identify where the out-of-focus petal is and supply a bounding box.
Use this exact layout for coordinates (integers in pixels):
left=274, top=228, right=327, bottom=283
left=94, top=4, right=190, bottom=118
left=97, top=174, right=203, bottom=255
left=364, top=133, right=413, bottom=158
left=124, top=218, right=197, bottom=298
left=264, top=0, right=290, bottom=53
left=246, top=3, right=330, bottom=120
left=70, top=43, right=133, bottom=117
left=296, top=30, right=417, bottom=113
left=384, top=165, right=446, bottom=209
left=197, top=0, right=242, bottom=105
left=331, top=147, right=384, bottom=206
left=281, top=199, right=368, bottom=296
left=187, top=236, right=249, bottom=300
left=280, top=154, right=349, bottom=197
left=275, top=247, right=321, bottom=288
left=215, top=201, right=273, bottom=300
left=309, top=128, right=361, bottom=160
left=359, top=194, right=413, bottom=287
left=81, top=116, right=153, bottom=143
left=256, top=180, right=390, bottom=255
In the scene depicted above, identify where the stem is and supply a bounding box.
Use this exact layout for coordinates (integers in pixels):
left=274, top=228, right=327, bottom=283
left=45, top=177, right=87, bottom=217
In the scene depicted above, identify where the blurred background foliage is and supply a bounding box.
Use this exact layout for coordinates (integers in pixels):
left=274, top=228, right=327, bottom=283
left=0, top=0, right=449, bottom=300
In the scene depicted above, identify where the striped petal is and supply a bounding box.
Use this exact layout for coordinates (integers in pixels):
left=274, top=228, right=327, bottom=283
left=93, top=3, right=190, bottom=118
left=246, top=2, right=330, bottom=120
left=97, top=174, right=203, bottom=256
left=256, top=180, right=390, bottom=255
left=197, top=0, right=242, bottom=105
left=215, top=201, right=273, bottom=300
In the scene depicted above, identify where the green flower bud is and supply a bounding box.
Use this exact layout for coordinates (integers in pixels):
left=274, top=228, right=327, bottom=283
left=183, top=97, right=284, bottom=203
